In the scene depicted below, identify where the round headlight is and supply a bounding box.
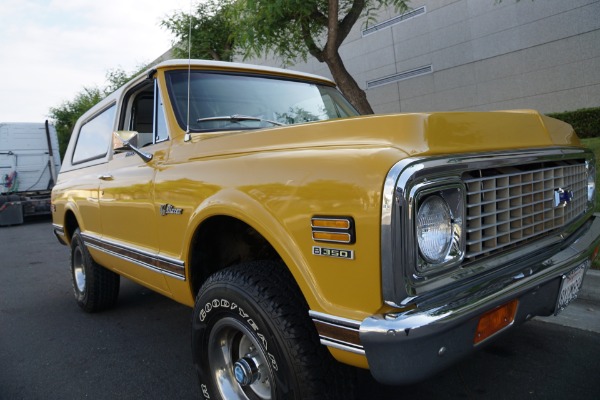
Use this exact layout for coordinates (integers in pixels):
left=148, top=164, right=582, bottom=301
left=417, top=195, right=452, bottom=264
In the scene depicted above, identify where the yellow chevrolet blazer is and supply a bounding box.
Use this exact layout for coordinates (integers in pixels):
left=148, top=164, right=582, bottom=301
left=52, top=59, right=600, bottom=399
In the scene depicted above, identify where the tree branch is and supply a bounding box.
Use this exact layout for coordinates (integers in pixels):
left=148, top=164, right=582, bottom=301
left=326, top=0, right=339, bottom=57
left=300, top=19, right=325, bottom=62
left=337, top=0, right=366, bottom=47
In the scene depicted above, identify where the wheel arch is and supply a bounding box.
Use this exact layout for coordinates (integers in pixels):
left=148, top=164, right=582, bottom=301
left=61, top=204, right=82, bottom=245
left=185, top=190, right=321, bottom=310
left=187, top=215, right=281, bottom=296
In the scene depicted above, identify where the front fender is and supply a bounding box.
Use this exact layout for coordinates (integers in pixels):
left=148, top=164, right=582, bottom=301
left=183, top=188, right=324, bottom=312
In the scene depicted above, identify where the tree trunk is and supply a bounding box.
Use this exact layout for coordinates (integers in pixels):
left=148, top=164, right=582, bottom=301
left=324, top=52, right=374, bottom=115
left=301, top=1, right=375, bottom=114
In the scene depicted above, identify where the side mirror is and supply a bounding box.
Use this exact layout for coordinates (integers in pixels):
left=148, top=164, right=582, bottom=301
left=112, top=131, right=153, bottom=163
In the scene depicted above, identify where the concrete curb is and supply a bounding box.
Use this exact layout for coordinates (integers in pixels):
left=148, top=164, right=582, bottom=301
left=580, top=269, right=600, bottom=303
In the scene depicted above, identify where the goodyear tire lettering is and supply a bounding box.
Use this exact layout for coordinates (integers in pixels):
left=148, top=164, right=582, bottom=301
left=199, top=298, right=279, bottom=371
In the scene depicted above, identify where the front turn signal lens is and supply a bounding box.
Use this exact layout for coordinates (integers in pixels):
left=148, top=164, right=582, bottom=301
left=474, top=299, right=519, bottom=345
left=592, top=245, right=600, bottom=262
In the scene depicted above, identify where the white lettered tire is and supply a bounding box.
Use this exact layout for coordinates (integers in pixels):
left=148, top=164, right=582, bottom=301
left=192, top=261, right=355, bottom=400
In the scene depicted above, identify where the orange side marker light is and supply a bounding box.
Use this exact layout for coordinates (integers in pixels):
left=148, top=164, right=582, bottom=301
left=474, top=299, right=519, bottom=345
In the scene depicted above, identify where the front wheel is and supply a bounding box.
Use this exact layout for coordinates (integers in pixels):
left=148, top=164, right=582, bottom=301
left=192, top=261, right=355, bottom=400
left=70, top=228, right=120, bottom=312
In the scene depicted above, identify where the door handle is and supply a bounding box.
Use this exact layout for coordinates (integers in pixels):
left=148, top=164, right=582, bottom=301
left=98, top=174, right=114, bottom=181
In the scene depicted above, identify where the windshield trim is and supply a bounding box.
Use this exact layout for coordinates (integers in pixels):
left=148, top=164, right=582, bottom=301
left=164, top=70, right=358, bottom=134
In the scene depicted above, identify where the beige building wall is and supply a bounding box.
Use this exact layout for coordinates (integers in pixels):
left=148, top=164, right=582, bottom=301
left=240, top=0, right=600, bottom=114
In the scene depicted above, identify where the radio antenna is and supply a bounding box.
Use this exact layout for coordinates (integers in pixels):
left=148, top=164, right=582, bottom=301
left=184, top=0, right=193, bottom=142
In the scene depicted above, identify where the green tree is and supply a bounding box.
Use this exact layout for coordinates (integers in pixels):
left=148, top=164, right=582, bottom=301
left=49, top=86, right=105, bottom=160
left=49, top=66, right=145, bottom=159
left=162, top=0, right=236, bottom=61
left=233, top=0, right=410, bottom=114
left=105, top=68, right=136, bottom=93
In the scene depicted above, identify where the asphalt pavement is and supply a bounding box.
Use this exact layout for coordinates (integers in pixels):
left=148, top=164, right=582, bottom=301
left=537, top=268, right=600, bottom=333
left=1, top=217, right=599, bottom=399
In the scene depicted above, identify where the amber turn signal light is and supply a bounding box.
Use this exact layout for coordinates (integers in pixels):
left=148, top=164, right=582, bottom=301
left=592, top=245, right=600, bottom=262
left=311, top=216, right=355, bottom=244
left=311, top=218, right=351, bottom=230
left=312, top=231, right=352, bottom=243
left=474, top=299, right=519, bottom=344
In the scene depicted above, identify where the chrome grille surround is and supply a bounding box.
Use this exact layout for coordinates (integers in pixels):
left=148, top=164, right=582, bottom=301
left=381, top=148, right=594, bottom=307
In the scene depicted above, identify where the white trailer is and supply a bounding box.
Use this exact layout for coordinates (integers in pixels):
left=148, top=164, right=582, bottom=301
left=0, top=121, right=61, bottom=225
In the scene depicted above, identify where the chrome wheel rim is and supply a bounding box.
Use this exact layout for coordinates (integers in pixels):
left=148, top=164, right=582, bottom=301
left=72, top=247, right=86, bottom=294
left=208, top=317, right=273, bottom=399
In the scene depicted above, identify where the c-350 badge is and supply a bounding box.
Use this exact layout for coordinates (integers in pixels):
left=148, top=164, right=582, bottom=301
left=160, top=204, right=184, bottom=216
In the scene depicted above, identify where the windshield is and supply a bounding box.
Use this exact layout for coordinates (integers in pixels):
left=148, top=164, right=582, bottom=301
left=165, top=70, right=359, bottom=132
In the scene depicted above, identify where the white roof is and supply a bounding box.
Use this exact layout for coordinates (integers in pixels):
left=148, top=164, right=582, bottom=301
left=151, top=59, right=335, bottom=85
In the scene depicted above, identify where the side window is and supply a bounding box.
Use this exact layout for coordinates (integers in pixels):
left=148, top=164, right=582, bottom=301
left=72, top=104, right=116, bottom=164
left=121, top=80, right=169, bottom=147
left=131, top=94, right=153, bottom=133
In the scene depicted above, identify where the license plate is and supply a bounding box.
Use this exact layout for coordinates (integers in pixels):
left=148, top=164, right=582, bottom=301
left=554, top=261, right=589, bottom=315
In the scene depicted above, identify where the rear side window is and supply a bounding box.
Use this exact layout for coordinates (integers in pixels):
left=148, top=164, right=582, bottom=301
left=73, top=104, right=116, bottom=164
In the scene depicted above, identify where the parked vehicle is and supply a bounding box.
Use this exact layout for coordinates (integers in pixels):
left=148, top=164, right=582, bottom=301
left=51, top=60, right=600, bottom=399
left=0, top=121, right=61, bottom=226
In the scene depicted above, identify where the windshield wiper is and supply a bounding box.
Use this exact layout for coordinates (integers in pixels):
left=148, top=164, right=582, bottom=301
left=196, top=114, right=284, bottom=127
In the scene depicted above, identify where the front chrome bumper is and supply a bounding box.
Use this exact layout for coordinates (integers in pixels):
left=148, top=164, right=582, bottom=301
left=360, top=214, right=600, bottom=384
left=312, top=214, right=600, bottom=385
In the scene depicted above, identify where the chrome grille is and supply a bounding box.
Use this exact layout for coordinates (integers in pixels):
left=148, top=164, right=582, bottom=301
left=464, top=162, right=587, bottom=260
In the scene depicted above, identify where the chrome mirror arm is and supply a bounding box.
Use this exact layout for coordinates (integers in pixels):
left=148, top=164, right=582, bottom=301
left=112, top=131, right=153, bottom=162
left=122, top=140, right=153, bottom=162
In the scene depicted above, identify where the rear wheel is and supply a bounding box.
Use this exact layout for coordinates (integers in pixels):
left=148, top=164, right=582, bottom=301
left=70, top=228, right=120, bottom=312
left=192, top=261, right=355, bottom=400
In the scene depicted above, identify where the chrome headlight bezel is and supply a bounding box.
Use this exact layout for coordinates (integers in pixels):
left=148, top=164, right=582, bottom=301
left=414, top=182, right=466, bottom=275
